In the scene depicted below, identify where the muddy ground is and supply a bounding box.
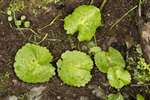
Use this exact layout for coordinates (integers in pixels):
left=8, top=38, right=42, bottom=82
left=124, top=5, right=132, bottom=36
left=0, top=0, right=150, bottom=100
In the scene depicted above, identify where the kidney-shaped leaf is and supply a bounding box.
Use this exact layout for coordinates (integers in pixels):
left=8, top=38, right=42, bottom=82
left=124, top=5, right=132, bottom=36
left=94, top=47, right=125, bottom=73
left=107, top=67, right=131, bottom=89
left=14, top=43, right=55, bottom=83
left=64, top=5, right=102, bottom=41
left=57, top=50, right=93, bottom=87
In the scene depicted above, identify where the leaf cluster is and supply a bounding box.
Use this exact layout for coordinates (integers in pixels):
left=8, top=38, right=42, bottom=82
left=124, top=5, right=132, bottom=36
left=91, top=47, right=131, bottom=89
left=7, top=10, right=30, bottom=28
left=134, top=58, right=150, bottom=83
left=8, top=0, right=25, bottom=13
left=13, top=5, right=132, bottom=90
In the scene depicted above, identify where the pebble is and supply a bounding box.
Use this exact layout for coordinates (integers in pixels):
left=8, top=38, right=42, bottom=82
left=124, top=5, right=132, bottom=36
left=27, top=86, right=46, bottom=100
left=80, top=96, right=89, bottom=100
left=88, top=85, right=106, bottom=99
left=57, top=96, right=61, bottom=99
left=9, top=95, right=17, bottom=100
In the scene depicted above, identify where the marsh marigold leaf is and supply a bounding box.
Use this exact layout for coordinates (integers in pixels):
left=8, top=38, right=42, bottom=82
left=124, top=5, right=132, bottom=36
left=64, top=5, right=102, bottom=41
left=57, top=50, right=93, bottom=87
left=14, top=43, right=55, bottom=83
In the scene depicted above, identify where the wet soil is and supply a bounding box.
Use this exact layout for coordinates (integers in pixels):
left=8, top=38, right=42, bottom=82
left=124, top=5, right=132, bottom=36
left=0, top=0, right=150, bottom=100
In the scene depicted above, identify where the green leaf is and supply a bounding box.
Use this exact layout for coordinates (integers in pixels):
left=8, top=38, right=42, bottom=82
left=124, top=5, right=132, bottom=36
left=95, top=51, right=109, bottom=73
left=8, top=0, right=25, bottom=12
left=64, top=5, right=102, bottom=41
left=7, top=10, right=12, bottom=15
left=24, top=21, right=30, bottom=28
left=107, top=93, right=124, bottom=100
left=57, top=50, right=93, bottom=87
left=15, top=20, right=22, bottom=27
left=94, top=47, right=125, bottom=73
left=14, top=43, right=55, bottom=83
left=107, top=67, right=131, bottom=89
left=137, top=94, right=144, bottom=100
left=134, top=58, right=150, bottom=83
left=108, top=47, right=125, bottom=68
left=92, top=46, right=130, bottom=89
left=90, top=46, right=101, bottom=54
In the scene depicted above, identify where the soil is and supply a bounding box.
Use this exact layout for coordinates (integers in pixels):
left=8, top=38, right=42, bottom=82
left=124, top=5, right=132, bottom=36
left=0, top=0, right=150, bottom=100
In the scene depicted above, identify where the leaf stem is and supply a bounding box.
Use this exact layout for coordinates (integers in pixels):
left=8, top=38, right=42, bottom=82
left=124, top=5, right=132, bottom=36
left=38, top=33, right=48, bottom=44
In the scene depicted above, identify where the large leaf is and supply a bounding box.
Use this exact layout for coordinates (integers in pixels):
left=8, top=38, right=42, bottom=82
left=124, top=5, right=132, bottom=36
left=107, top=67, right=131, bottom=89
left=94, top=47, right=125, bottom=73
left=14, top=43, right=55, bottom=83
left=57, top=50, right=93, bottom=87
left=64, top=5, right=102, bottom=41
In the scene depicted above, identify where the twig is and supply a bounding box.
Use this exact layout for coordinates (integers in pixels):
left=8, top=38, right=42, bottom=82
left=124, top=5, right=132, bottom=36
left=107, top=5, right=138, bottom=33
left=0, top=10, right=5, bottom=15
left=100, top=0, right=108, bottom=11
left=131, top=84, right=150, bottom=87
left=138, top=0, right=142, bottom=17
left=29, top=28, right=40, bottom=38
left=16, top=28, right=41, bottom=38
left=37, top=33, right=48, bottom=44
left=94, top=35, right=97, bottom=46
left=89, top=0, right=94, bottom=5
left=38, top=15, right=60, bottom=32
left=47, top=38, right=62, bottom=42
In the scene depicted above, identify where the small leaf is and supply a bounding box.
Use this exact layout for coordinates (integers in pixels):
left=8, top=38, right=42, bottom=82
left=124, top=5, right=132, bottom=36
left=57, top=50, right=93, bottom=87
left=107, top=67, right=131, bottom=89
left=137, top=94, right=144, bottom=100
left=14, top=43, right=55, bottom=83
left=94, top=47, right=125, bottom=73
left=7, top=10, right=12, bottom=15
left=108, top=47, right=125, bottom=68
left=21, top=15, right=26, bottom=21
left=64, top=5, right=102, bottom=41
left=90, top=46, right=101, bottom=54
left=24, top=21, right=30, bottom=28
left=15, top=20, right=22, bottom=27
left=95, top=51, right=109, bottom=73
left=107, top=93, right=124, bottom=100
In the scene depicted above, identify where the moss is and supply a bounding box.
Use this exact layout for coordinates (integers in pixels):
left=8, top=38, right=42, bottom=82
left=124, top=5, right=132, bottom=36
left=134, top=58, right=150, bottom=83
left=29, top=0, right=60, bottom=15
left=7, top=0, right=60, bottom=16
left=8, top=0, right=25, bottom=12
left=0, top=72, right=10, bottom=93
left=127, top=44, right=150, bottom=84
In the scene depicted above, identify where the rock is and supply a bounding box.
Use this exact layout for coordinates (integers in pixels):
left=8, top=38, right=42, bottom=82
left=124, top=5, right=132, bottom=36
left=57, top=96, right=61, bottom=99
left=88, top=85, right=106, bottom=99
left=27, top=86, right=46, bottom=100
left=9, top=95, right=17, bottom=100
left=80, top=96, right=89, bottom=100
